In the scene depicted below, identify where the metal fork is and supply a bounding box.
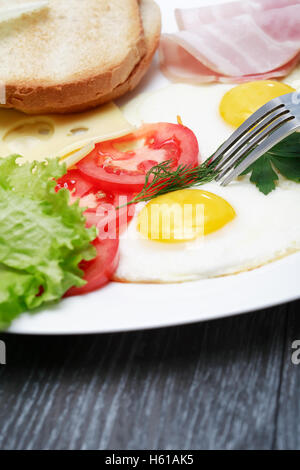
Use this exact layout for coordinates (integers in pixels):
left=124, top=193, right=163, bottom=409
left=210, top=91, right=300, bottom=186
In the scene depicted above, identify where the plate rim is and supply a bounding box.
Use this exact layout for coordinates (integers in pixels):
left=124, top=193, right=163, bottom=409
left=8, top=252, right=300, bottom=335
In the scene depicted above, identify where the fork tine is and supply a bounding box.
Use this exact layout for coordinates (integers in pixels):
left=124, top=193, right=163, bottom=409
left=214, top=107, right=290, bottom=172
left=209, top=99, right=285, bottom=164
left=219, top=120, right=298, bottom=186
left=215, top=113, right=295, bottom=181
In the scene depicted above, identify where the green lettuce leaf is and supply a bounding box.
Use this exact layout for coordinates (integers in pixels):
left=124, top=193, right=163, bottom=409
left=0, top=156, right=96, bottom=329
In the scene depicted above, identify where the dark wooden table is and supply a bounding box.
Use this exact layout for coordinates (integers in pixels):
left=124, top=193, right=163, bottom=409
left=0, top=299, right=299, bottom=450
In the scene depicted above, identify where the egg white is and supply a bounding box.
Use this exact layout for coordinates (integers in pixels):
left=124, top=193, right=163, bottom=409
left=284, top=64, right=300, bottom=91
left=114, top=177, right=300, bottom=282
left=122, top=83, right=234, bottom=161
left=116, top=83, right=300, bottom=283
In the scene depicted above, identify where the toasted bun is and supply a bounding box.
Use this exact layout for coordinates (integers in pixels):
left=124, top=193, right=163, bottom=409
left=0, top=0, right=146, bottom=114
left=90, top=0, right=161, bottom=108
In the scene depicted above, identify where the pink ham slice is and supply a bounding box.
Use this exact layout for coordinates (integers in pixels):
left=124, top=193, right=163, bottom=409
left=175, top=0, right=300, bottom=31
left=160, top=39, right=300, bottom=84
left=160, top=3, right=300, bottom=84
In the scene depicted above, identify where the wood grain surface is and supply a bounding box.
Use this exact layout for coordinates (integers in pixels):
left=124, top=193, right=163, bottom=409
left=0, top=300, right=299, bottom=450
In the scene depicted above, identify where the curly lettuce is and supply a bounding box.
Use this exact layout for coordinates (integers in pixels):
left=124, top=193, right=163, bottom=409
left=0, top=156, right=96, bottom=329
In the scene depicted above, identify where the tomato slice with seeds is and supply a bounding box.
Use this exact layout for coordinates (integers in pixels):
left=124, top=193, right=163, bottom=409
left=65, top=238, right=119, bottom=297
left=84, top=193, right=135, bottom=238
left=77, top=123, right=199, bottom=193
left=56, top=172, right=135, bottom=237
left=56, top=175, right=134, bottom=297
left=56, top=169, right=95, bottom=198
left=66, top=192, right=134, bottom=296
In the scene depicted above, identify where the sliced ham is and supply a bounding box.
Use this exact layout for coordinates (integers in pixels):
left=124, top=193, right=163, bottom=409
left=256, top=5, right=300, bottom=42
left=176, top=0, right=300, bottom=31
left=160, top=2, right=300, bottom=84
left=159, top=39, right=300, bottom=84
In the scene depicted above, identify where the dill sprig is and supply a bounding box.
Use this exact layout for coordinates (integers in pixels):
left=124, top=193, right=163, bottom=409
left=122, top=159, right=218, bottom=207
left=117, top=132, right=300, bottom=207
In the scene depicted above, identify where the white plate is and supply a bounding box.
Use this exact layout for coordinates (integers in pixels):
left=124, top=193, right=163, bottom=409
left=8, top=0, right=300, bottom=334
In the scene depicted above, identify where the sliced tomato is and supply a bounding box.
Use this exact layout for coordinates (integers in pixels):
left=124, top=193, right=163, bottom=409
left=56, top=170, right=135, bottom=237
left=56, top=166, right=136, bottom=297
left=66, top=238, right=119, bottom=297
left=66, top=193, right=134, bottom=296
left=77, top=123, right=199, bottom=193
left=56, top=169, right=95, bottom=197
left=84, top=193, right=135, bottom=238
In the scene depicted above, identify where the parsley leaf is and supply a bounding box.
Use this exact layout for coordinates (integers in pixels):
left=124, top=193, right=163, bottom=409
left=272, top=157, right=300, bottom=182
left=242, top=133, right=300, bottom=194
left=243, top=155, right=278, bottom=195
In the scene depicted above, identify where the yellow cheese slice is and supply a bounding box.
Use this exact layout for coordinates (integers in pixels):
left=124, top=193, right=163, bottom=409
left=0, top=102, right=133, bottom=162
left=60, top=143, right=96, bottom=169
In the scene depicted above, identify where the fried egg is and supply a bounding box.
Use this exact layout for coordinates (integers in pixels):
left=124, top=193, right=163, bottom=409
left=115, top=80, right=300, bottom=282
left=114, top=179, right=300, bottom=282
left=219, top=80, right=295, bottom=128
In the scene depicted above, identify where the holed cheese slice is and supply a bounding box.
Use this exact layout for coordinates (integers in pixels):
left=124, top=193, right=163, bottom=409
left=0, top=102, right=133, bottom=162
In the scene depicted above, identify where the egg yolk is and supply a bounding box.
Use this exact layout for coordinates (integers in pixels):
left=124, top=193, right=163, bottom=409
left=137, top=189, right=236, bottom=243
left=220, top=80, right=295, bottom=128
